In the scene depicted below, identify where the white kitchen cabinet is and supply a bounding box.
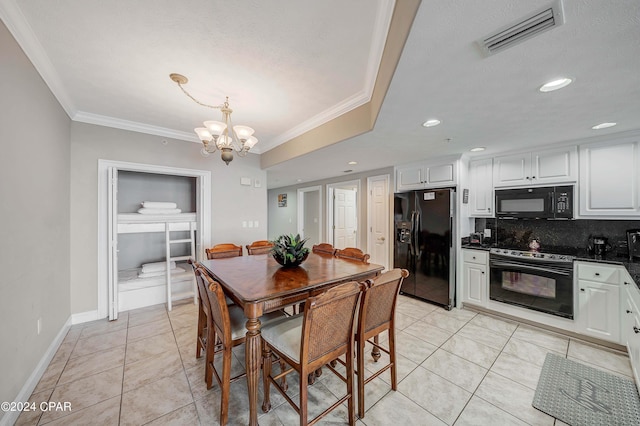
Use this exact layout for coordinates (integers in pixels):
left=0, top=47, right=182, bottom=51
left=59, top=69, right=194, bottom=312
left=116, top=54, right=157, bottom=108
left=576, top=262, right=622, bottom=343
left=462, top=249, right=488, bottom=307
left=623, top=279, right=640, bottom=393
left=468, top=158, right=494, bottom=217
left=493, top=146, right=577, bottom=187
left=395, top=159, right=457, bottom=192
left=579, top=138, right=640, bottom=217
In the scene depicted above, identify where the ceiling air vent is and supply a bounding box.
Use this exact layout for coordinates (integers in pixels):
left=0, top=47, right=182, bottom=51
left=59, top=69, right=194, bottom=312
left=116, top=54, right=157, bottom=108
left=477, top=0, right=565, bottom=56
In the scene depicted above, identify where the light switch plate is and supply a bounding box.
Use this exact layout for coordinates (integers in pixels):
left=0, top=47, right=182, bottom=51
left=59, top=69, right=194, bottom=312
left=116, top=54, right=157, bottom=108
left=240, top=177, right=251, bottom=186
left=254, top=179, right=261, bottom=188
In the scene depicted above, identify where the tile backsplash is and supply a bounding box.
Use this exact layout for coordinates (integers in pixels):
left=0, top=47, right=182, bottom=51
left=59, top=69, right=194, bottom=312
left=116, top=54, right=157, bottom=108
left=475, top=218, right=640, bottom=253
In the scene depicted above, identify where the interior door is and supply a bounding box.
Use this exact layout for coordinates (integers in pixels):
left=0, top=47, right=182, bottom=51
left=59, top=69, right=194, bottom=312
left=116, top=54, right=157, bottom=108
left=368, top=175, right=390, bottom=270
left=334, top=188, right=357, bottom=249
left=107, top=167, right=119, bottom=320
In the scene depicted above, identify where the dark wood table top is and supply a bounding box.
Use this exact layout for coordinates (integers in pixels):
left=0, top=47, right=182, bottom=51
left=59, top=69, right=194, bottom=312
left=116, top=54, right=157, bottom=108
left=200, top=252, right=384, bottom=304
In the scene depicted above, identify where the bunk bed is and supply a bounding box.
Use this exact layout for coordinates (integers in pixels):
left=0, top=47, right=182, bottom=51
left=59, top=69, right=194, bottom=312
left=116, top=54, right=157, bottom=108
left=117, top=212, right=197, bottom=311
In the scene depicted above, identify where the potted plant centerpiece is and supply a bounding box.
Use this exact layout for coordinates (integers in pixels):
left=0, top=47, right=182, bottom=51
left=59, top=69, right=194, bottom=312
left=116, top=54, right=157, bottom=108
left=271, top=234, right=310, bottom=268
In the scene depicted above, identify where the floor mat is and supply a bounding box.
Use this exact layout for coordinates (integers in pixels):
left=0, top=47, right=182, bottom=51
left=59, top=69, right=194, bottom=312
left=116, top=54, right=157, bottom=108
left=533, top=353, right=640, bottom=426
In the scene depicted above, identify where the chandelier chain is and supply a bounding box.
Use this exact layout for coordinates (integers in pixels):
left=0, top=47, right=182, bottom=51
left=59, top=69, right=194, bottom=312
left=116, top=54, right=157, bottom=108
left=175, top=82, right=223, bottom=110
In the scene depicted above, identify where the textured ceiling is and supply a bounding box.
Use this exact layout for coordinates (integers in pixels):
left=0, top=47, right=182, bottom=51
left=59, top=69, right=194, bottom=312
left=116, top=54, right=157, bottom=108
left=2, top=0, right=640, bottom=189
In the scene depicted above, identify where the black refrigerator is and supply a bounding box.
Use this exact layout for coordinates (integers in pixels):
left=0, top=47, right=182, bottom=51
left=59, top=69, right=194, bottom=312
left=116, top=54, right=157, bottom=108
left=393, top=188, right=456, bottom=310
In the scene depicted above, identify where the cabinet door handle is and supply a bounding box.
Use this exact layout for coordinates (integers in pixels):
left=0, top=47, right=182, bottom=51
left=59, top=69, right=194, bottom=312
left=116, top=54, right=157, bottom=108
left=532, top=176, right=536, bottom=179
left=472, top=256, right=476, bottom=259
left=580, top=288, right=585, bottom=292
left=627, top=310, right=633, bottom=314
left=594, top=273, right=600, bottom=276
left=624, top=282, right=629, bottom=285
left=481, top=271, right=485, bottom=274
left=634, top=326, right=640, bottom=334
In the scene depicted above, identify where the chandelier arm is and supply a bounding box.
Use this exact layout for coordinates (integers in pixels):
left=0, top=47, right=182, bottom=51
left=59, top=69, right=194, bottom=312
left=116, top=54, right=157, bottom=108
left=176, top=82, right=224, bottom=110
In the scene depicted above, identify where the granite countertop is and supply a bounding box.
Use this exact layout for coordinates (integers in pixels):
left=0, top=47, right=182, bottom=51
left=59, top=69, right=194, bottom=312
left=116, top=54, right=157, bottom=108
left=461, top=244, right=491, bottom=251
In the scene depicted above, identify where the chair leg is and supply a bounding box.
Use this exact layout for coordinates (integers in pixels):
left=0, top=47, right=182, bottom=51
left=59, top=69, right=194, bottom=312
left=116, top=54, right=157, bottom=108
left=279, top=359, right=288, bottom=392
left=389, top=328, right=397, bottom=390
left=196, top=308, right=205, bottom=358
left=220, top=347, right=232, bottom=426
left=205, top=328, right=216, bottom=389
left=299, top=369, right=309, bottom=426
left=346, top=345, right=356, bottom=426
left=262, top=345, right=272, bottom=413
left=357, top=337, right=366, bottom=419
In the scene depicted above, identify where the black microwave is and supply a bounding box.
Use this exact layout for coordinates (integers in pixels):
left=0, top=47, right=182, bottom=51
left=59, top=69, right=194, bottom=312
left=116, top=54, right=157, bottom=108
left=495, top=185, right=573, bottom=219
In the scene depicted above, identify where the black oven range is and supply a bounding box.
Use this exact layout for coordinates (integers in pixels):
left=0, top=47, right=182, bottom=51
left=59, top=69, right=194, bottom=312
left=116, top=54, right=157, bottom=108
left=489, top=247, right=575, bottom=319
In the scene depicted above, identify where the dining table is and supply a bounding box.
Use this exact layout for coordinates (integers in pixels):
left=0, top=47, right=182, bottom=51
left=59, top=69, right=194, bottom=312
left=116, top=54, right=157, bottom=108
left=201, top=251, right=384, bottom=426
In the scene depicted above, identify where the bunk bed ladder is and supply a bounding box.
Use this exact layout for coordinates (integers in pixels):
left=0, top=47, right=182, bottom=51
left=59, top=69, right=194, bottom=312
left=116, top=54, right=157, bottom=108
left=165, top=221, right=197, bottom=311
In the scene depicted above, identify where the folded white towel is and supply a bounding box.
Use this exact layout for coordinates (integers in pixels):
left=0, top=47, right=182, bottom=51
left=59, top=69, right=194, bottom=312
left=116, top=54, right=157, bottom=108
left=141, top=201, right=178, bottom=209
left=141, top=261, right=176, bottom=273
left=137, top=267, right=185, bottom=279
left=137, top=208, right=182, bottom=215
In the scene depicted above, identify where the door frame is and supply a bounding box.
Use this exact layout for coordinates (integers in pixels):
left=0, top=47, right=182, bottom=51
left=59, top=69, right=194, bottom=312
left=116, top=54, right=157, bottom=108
left=367, top=174, right=391, bottom=270
left=327, top=179, right=361, bottom=248
left=97, top=159, right=211, bottom=320
left=297, top=185, right=322, bottom=243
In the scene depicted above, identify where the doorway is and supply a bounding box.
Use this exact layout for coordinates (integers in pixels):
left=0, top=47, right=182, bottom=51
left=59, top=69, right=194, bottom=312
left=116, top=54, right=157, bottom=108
left=367, top=174, right=390, bottom=270
left=297, top=186, right=322, bottom=247
left=327, top=180, right=360, bottom=249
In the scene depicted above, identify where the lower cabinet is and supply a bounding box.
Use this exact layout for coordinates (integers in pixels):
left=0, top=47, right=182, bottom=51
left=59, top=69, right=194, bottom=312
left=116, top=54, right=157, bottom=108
left=575, top=261, right=622, bottom=343
left=623, top=281, right=640, bottom=392
left=462, top=249, right=488, bottom=307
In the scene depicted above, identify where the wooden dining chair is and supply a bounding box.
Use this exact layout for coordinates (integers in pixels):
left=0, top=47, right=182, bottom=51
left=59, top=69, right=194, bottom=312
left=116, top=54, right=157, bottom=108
left=335, top=247, right=370, bottom=263
left=188, top=259, right=209, bottom=359
left=194, top=266, right=283, bottom=425
left=312, top=243, right=336, bottom=256
left=246, top=240, right=274, bottom=255
left=354, top=268, right=409, bottom=418
left=261, top=280, right=363, bottom=426
left=206, top=243, right=243, bottom=259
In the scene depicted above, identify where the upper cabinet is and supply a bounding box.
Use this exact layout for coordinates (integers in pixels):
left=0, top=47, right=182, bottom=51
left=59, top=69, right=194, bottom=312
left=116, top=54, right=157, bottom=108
left=396, top=159, right=457, bottom=192
left=579, top=138, right=640, bottom=217
left=493, top=146, right=578, bottom=187
left=469, top=158, right=494, bottom=217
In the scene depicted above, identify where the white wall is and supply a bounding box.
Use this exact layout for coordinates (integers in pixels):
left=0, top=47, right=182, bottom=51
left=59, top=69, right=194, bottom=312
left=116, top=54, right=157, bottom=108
left=70, top=122, right=267, bottom=315
left=0, top=20, right=71, bottom=414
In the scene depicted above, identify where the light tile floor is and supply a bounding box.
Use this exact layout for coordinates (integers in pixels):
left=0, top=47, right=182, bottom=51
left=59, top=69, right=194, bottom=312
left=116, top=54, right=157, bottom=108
left=17, top=295, right=634, bottom=425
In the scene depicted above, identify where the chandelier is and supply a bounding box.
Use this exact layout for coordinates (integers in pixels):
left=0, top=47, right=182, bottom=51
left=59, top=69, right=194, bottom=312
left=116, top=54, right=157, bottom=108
left=170, top=73, right=258, bottom=165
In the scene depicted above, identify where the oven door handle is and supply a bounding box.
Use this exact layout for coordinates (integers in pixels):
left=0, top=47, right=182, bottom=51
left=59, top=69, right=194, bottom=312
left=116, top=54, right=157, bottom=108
left=490, top=260, right=572, bottom=276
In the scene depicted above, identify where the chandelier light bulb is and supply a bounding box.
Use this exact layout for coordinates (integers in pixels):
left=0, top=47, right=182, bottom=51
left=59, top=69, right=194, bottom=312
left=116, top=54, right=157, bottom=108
left=244, top=136, right=258, bottom=149
left=233, top=125, right=255, bottom=140
left=194, top=127, right=212, bottom=142
left=204, top=120, right=227, bottom=135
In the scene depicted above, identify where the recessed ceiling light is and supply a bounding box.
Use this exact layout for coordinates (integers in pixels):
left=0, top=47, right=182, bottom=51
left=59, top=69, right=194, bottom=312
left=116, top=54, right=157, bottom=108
left=539, top=77, right=573, bottom=92
left=296, top=179, right=302, bottom=182
left=592, top=122, right=617, bottom=130
left=348, top=161, right=358, bottom=165
left=470, top=147, right=486, bottom=152
left=422, top=119, right=441, bottom=127
left=343, top=170, right=353, bottom=173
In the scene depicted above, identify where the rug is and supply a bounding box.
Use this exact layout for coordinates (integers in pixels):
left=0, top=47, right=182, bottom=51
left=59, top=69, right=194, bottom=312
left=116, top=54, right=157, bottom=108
left=532, top=353, right=640, bottom=426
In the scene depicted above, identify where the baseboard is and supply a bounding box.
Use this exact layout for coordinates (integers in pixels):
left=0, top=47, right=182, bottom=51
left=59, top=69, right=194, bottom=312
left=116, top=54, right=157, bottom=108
left=0, top=316, right=72, bottom=426
left=71, top=309, right=100, bottom=325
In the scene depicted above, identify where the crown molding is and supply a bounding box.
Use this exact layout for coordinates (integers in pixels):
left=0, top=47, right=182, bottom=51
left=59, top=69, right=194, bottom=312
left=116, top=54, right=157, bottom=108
left=259, top=89, right=370, bottom=152
left=73, top=111, right=199, bottom=143
left=0, top=0, right=76, bottom=118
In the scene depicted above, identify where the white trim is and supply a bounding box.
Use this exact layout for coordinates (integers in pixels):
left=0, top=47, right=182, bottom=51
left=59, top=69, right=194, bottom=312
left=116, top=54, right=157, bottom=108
left=296, top=185, right=323, bottom=243
left=73, top=111, right=199, bottom=143
left=0, top=316, right=71, bottom=426
left=71, top=310, right=99, bottom=325
left=0, top=0, right=76, bottom=118
left=327, top=180, right=362, bottom=248
left=97, top=159, right=211, bottom=320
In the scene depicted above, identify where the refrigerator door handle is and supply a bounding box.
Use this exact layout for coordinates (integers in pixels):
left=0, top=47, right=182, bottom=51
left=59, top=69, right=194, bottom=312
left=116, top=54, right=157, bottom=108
left=413, top=211, right=421, bottom=257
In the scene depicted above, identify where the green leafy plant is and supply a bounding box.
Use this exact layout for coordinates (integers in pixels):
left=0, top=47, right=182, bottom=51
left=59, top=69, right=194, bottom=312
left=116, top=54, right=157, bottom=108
left=271, top=234, right=310, bottom=267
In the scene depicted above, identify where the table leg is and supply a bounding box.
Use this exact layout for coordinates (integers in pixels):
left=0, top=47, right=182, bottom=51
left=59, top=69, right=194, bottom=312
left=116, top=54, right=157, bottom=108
left=371, top=334, right=381, bottom=362
left=245, top=317, right=261, bottom=426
